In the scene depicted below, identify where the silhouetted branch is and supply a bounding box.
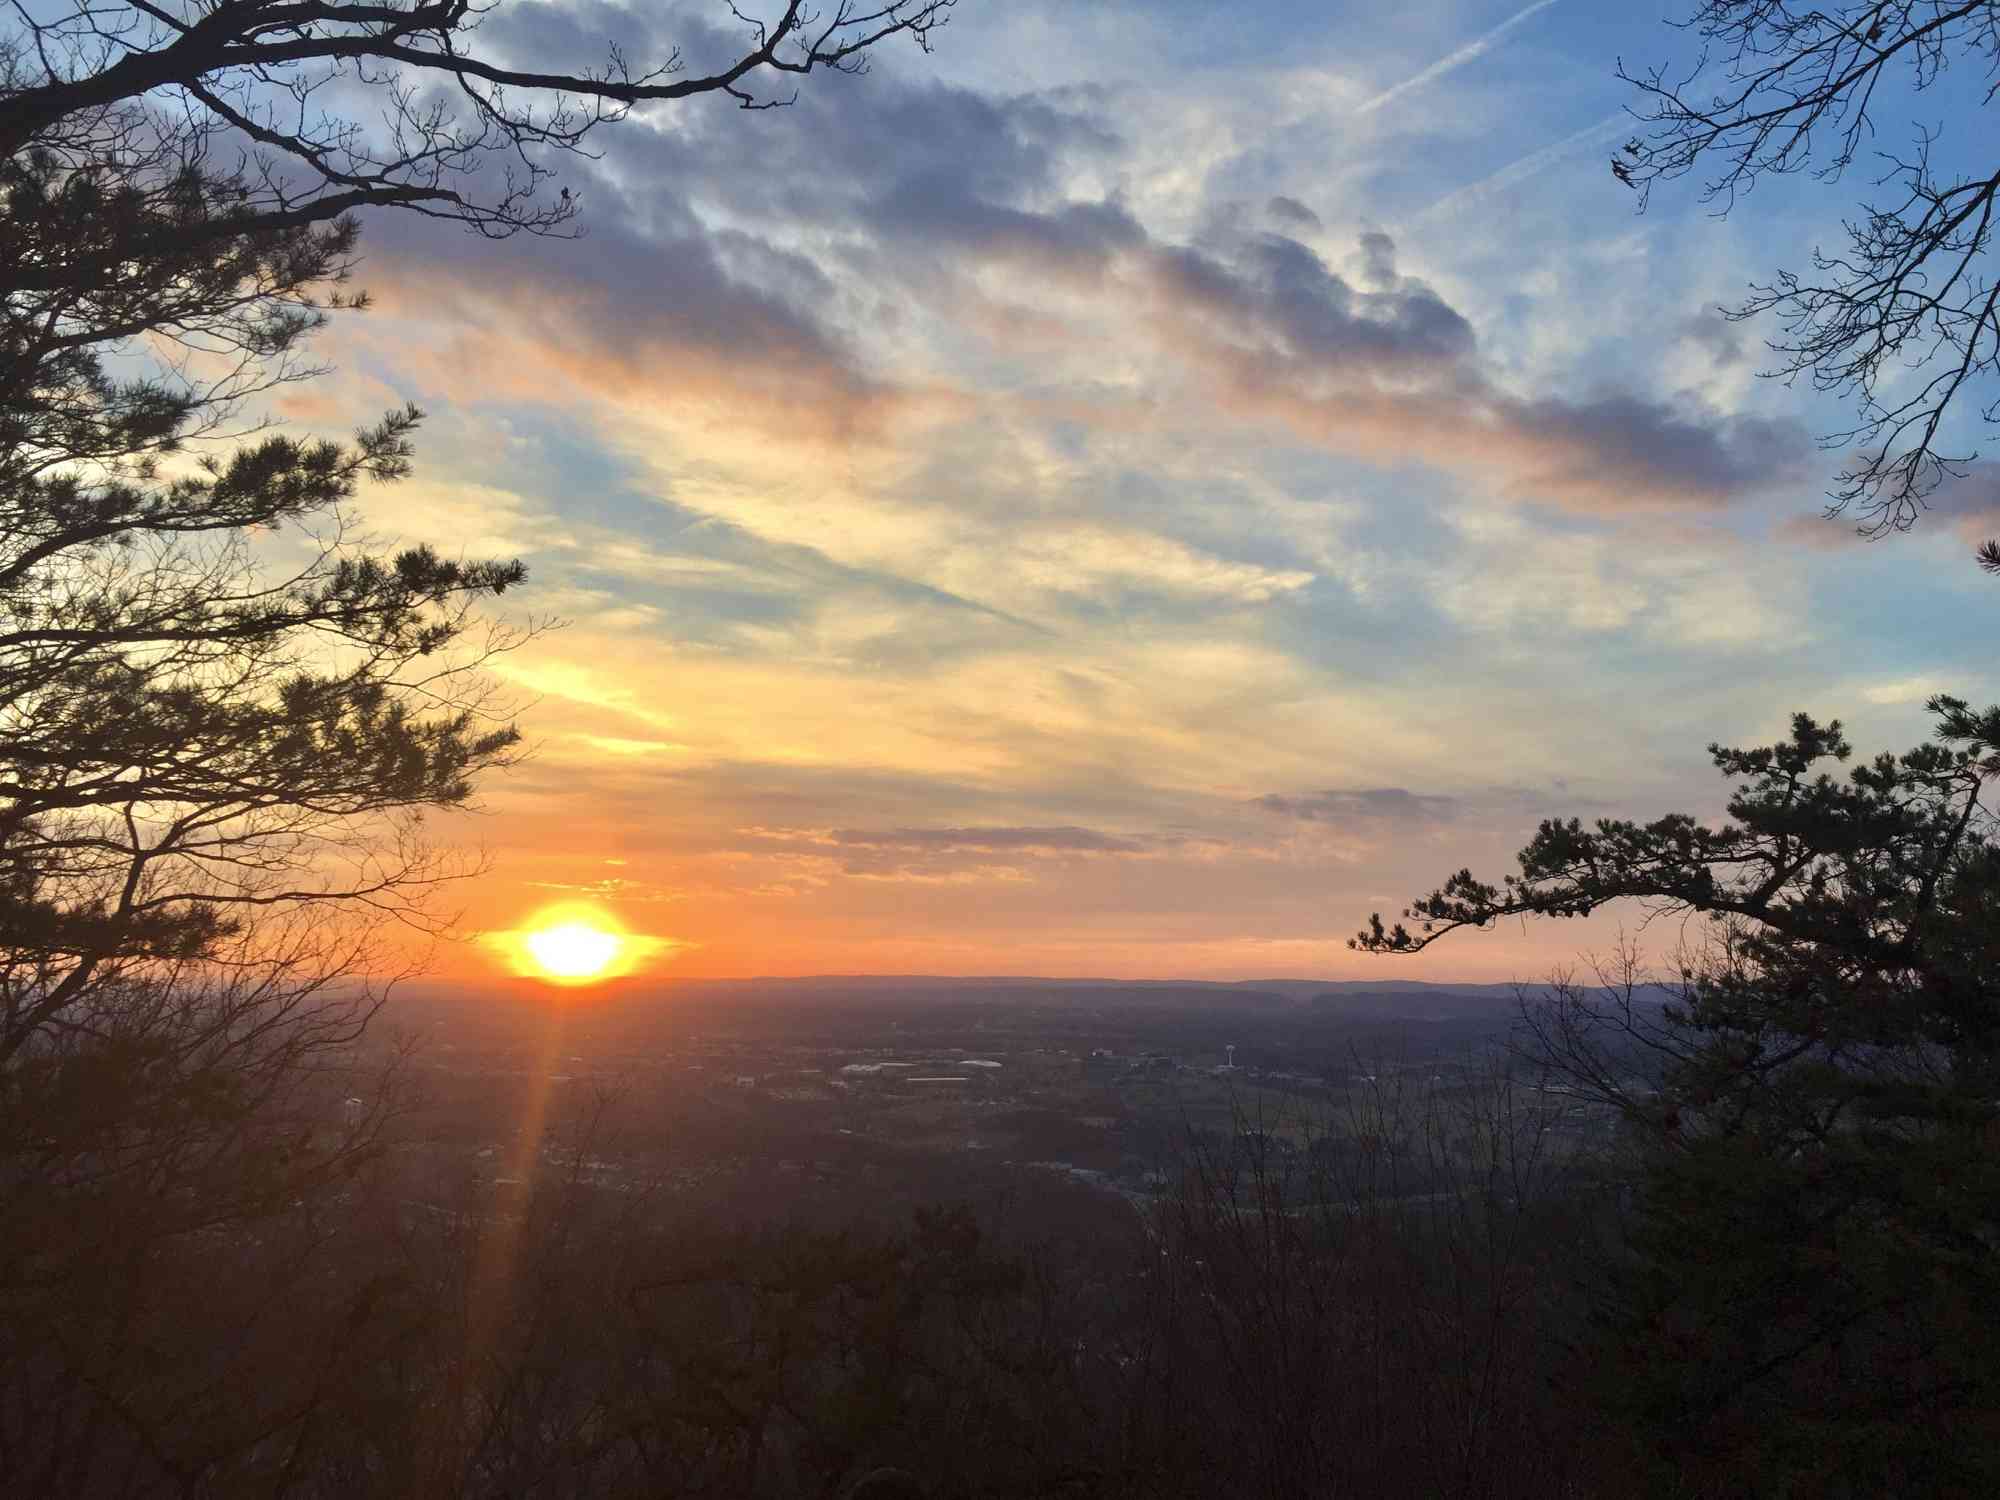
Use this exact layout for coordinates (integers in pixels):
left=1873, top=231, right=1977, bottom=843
left=1616, top=2, right=2000, bottom=536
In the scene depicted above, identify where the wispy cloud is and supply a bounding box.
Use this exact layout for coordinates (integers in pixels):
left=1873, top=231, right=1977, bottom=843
left=1861, top=676, right=1949, bottom=707
left=1353, top=0, right=1561, bottom=117
left=1254, top=787, right=1459, bottom=824
left=828, top=825, right=1147, bottom=853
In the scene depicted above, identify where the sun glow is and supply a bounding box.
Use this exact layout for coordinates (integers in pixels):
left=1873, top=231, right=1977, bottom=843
left=523, top=920, right=623, bottom=982
left=490, top=902, right=673, bottom=987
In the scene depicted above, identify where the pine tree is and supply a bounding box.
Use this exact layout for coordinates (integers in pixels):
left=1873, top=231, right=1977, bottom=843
left=0, top=8, right=957, bottom=1489
left=1358, top=700, right=2000, bottom=1492
left=0, top=114, right=530, bottom=1496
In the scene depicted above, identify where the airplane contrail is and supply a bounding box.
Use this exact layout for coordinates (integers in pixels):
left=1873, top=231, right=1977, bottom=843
left=1354, top=0, right=1563, bottom=117
left=1403, top=59, right=1722, bottom=227
left=1405, top=108, right=1629, bottom=226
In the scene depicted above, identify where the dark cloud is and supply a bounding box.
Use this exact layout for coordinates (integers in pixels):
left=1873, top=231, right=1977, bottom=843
left=1776, top=463, right=2000, bottom=551
left=361, top=30, right=1129, bottom=432
left=1498, top=391, right=1802, bottom=506
left=872, top=185, right=1144, bottom=274
left=1266, top=195, right=1322, bottom=232
left=361, top=144, right=896, bottom=438
left=829, top=825, right=1145, bottom=853
left=1677, top=310, right=1749, bottom=370
left=499, top=8, right=1120, bottom=243
left=1916, top=465, right=2000, bottom=545
left=1250, top=231, right=1477, bottom=370
left=1152, top=231, right=1477, bottom=376
left=1141, top=229, right=1807, bottom=510
left=1253, top=787, right=1458, bottom=824
left=1356, top=229, right=1397, bottom=291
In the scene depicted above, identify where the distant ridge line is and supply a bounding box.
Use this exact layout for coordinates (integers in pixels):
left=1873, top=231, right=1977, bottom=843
left=624, top=974, right=1673, bottom=1012
left=666, top=976, right=1674, bottom=1004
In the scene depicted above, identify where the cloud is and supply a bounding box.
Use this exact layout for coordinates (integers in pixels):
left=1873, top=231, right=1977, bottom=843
left=1677, top=311, right=1750, bottom=370
left=712, top=821, right=1154, bottom=888
left=1266, top=195, right=1322, bottom=232
left=1775, top=464, right=2000, bottom=552
left=365, top=210, right=907, bottom=446
left=874, top=184, right=1146, bottom=274
left=1772, top=512, right=1858, bottom=550
left=1861, top=676, right=1950, bottom=706
left=1253, top=787, right=1459, bottom=824
left=990, top=524, right=1315, bottom=606
left=1918, top=466, right=2000, bottom=546
left=1147, top=230, right=1477, bottom=376
left=1355, top=229, right=1397, bottom=291
left=923, top=201, right=1807, bottom=514
left=1133, top=228, right=1805, bottom=511
left=1229, top=378, right=1801, bottom=512
left=571, top=735, right=691, bottom=757
left=356, top=39, right=1802, bottom=529
left=828, top=825, right=1146, bottom=853
left=348, top=63, right=1137, bottom=473
left=307, top=0, right=1920, bottom=987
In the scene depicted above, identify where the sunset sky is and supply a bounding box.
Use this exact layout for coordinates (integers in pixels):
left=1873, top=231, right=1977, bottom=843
left=299, top=0, right=1999, bottom=984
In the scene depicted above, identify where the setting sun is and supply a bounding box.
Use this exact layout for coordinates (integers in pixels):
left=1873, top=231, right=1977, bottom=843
left=523, top=920, right=623, bottom=983
left=486, top=901, right=677, bottom=987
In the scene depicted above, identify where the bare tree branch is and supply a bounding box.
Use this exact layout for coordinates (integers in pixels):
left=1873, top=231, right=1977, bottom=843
left=1617, top=2, right=2000, bottom=558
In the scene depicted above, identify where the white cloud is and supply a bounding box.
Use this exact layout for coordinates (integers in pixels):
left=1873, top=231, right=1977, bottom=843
left=1861, top=676, right=1948, bottom=706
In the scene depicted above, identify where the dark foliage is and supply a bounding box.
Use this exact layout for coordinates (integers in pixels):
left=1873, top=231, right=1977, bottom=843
left=1, top=6, right=963, bottom=1490
left=1363, top=700, right=2000, bottom=1492
left=0, top=110, right=527, bottom=1500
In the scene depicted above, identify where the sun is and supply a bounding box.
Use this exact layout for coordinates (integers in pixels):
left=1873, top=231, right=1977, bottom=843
left=523, top=919, right=624, bottom=983
left=498, top=902, right=635, bottom=986
left=487, top=901, right=679, bottom=987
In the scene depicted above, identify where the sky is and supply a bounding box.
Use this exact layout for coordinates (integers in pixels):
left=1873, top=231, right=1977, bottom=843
left=288, top=0, right=2000, bottom=985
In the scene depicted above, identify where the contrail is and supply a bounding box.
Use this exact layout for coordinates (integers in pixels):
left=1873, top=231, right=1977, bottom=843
left=1354, top=0, right=1562, bottom=117
left=1405, top=108, right=1629, bottom=226
left=1402, top=60, right=1720, bottom=227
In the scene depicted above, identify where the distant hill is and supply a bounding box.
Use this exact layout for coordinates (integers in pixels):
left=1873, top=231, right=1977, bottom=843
left=662, top=974, right=1526, bottom=997
left=393, top=973, right=1667, bottom=1022
left=1306, top=987, right=1521, bottom=1021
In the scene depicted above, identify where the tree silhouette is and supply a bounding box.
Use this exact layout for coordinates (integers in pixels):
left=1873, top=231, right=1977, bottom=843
left=0, top=1, right=954, bottom=245
left=0, top=151, right=523, bottom=1481
left=0, top=6, right=956, bottom=1491
left=1358, top=701, right=2000, bottom=1490
left=1619, top=2, right=2000, bottom=564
